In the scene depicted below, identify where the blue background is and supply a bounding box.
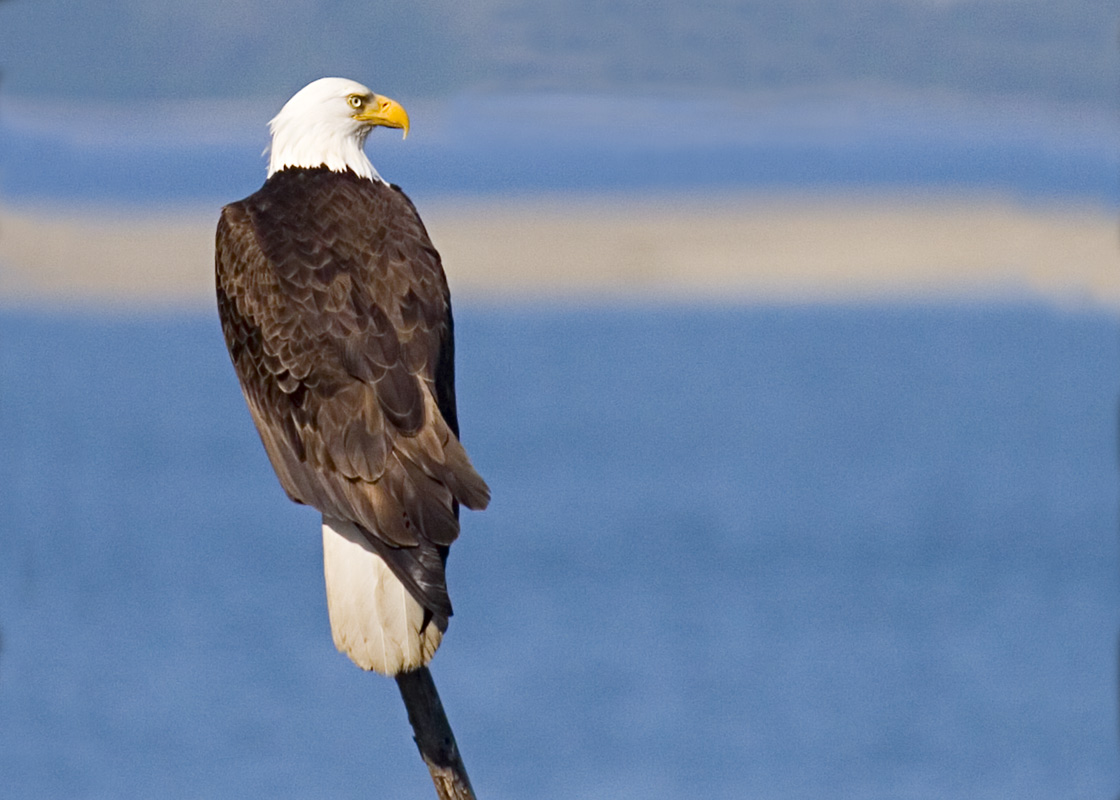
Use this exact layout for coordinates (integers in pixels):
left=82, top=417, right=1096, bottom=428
left=1, top=1, right=1117, bottom=795
left=1, top=305, right=1116, bottom=797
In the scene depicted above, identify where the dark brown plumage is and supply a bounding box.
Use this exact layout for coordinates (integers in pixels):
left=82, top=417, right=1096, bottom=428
left=216, top=166, right=489, bottom=632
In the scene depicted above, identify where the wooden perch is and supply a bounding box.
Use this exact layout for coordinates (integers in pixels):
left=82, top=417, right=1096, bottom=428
left=396, top=666, right=477, bottom=800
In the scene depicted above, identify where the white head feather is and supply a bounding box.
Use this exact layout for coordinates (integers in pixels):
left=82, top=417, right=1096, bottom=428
left=267, top=77, right=395, bottom=181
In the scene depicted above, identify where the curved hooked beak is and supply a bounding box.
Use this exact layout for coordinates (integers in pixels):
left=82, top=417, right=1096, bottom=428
left=354, top=94, right=410, bottom=139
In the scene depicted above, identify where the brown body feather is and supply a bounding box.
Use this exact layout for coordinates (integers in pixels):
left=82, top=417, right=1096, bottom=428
left=215, top=167, right=489, bottom=632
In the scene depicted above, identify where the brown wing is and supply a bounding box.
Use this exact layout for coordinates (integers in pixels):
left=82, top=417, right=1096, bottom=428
left=215, top=167, right=489, bottom=628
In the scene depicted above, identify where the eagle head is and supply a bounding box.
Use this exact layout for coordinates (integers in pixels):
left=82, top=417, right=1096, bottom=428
left=266, top=77, right=410, bottom=180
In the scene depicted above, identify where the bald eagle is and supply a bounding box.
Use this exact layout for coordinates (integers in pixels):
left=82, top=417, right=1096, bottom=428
left=215, top=78, right=490, bottom=676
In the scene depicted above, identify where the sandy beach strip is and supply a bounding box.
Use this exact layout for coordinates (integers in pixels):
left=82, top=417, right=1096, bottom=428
left=0, top=193, right=1116, bottom=309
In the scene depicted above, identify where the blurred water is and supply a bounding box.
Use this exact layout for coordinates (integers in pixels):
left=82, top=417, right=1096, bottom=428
left=0, top=303, right=1117, bottom=798
left=1, top=94, right=1116, bottom=207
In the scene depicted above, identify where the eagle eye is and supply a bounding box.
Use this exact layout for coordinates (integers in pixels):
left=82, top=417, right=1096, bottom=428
left=347, top=95, right=364, bottom=109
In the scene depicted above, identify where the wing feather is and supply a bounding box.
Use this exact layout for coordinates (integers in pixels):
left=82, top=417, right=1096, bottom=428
left=215, top=168, right=489, bottom=628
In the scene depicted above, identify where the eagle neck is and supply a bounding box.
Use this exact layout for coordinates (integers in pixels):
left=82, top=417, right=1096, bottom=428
left=267, top=122, right=384, bottom=183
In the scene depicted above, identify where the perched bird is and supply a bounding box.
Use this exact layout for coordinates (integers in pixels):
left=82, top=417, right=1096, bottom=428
left=215, top=78, right=490, bottom=676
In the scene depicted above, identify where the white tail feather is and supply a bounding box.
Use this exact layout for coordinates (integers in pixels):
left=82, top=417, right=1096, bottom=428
left=321, top=516, right=442, bottom=675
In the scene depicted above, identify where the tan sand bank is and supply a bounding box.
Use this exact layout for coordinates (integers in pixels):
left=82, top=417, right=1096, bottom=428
left=0, top=193, right=1116, bottom=308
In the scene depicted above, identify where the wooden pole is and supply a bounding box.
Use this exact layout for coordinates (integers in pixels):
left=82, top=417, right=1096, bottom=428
left=395, top=666, right=477, bottom=800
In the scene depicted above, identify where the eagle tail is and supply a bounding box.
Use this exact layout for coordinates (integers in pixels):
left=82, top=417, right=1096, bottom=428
left=321, top=516, right=442, bottom=675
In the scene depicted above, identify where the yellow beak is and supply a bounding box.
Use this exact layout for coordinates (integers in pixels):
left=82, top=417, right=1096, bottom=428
left=354, top=94, right=410, bottom=139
